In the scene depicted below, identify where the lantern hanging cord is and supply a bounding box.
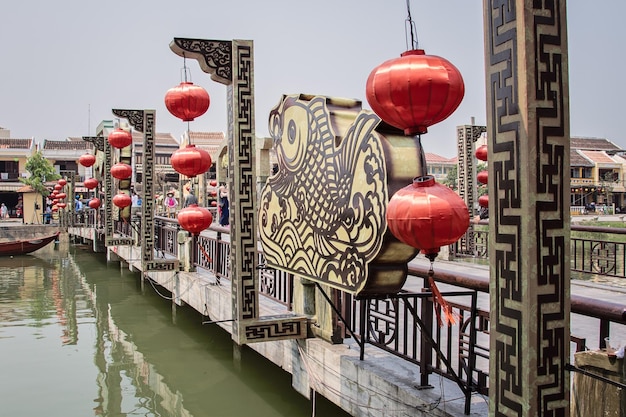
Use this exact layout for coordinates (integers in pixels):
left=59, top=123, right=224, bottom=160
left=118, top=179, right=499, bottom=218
left=405, top=0, right=419, bottom=50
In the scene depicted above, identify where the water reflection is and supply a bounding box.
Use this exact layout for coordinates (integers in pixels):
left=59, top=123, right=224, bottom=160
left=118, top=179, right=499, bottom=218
left=0, top=241, right=347, bottom=417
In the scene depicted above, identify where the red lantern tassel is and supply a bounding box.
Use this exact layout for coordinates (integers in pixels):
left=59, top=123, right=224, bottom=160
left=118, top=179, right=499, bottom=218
left=428, top=270, right=459, bottom=326
left=199, top=244, right=213, bottom=263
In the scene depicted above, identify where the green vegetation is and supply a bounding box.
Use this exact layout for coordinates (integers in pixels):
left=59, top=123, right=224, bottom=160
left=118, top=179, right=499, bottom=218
left=20, top=150, right=60, bottom=196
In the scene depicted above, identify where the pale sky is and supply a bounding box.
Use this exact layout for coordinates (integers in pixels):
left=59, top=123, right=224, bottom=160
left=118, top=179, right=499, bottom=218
left=1, top=1, right=623, bottom=158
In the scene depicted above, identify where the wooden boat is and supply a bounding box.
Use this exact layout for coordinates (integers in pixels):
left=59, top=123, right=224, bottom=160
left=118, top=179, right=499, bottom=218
left=0, top=232, right=60, bottom=256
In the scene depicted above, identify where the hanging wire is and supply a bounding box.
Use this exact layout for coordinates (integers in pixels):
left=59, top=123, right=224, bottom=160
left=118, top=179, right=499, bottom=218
left=405, top=0, right=419, bottom=50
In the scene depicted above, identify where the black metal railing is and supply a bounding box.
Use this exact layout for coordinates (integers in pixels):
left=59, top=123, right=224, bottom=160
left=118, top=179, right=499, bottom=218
left=75, top=215, right=626, bottom=415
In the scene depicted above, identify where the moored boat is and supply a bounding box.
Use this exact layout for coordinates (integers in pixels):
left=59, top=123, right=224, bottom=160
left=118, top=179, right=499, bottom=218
left=0, top=232, right=60, bottom=256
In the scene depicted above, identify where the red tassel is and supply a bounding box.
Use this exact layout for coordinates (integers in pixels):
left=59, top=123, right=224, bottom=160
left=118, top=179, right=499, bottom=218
left=199, top=244, right=212, bottom=263
left=428, top=275, right=459, bottom=326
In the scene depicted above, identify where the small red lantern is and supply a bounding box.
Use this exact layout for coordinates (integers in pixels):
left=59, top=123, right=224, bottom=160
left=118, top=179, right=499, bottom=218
left=170, top=145, right=212, bottom=177
left=477, top=170, right=488, bottom=185
left=53, top=199, right=59, bottom=205
left=386, top=175, right=469, bottom=256
left=108, top=128, right=133, bottom=149
left=177, top=204, right=213, bottom=235
left=366, top=49, right=465, bottom=136
left=79, top=153, right=96, bottom=167
left=56, top=192, right=67, bottom=200
left=89, top=198, right=101, bottom=209
left=165, top=82, right=210, bottom=122
left=475, top=144, right=488, bottom=161
left=52, top=206, right=58, bottom=212
left=84, top=178, right=99, bottom=190
left=57, top=202, right=67, bottom=209
left=113, top=193, right=132, bottom=208
left=57, top=179, right=67, bottom=187
left=210, top=200, right=217, bottom=207
left=54, top=184, right=62, bottom=191
left=478, top=195, right=489, bottom=208
left=209, top=180, right=218, bottom=187
left=110, top=163, right=132, bottom=180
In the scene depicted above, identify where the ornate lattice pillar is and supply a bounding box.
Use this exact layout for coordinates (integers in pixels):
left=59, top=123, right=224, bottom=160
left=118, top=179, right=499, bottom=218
left=484, top=1, right=571, bottom=414
left=457, top=124, right=486, bottom=254
left=113, top=109, right=177, bottom=271
left=170, top=38, right=306, bottom=344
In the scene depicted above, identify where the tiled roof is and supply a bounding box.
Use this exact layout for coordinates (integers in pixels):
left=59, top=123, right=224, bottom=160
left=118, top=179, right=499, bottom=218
left=130, top=131, right=179, bottom=146
left=189, top=131, right=225, bottom=142
left=43, top=139, right=93, bottom=150
left=0, top=138, right=32, bottom=149
left=579, top=150, right=620, bottom=164
left=425, top=152, right=457, bottom=164
left=571, top=137, right=621, bottom=151
left=570, top=149, right=594, bottom=167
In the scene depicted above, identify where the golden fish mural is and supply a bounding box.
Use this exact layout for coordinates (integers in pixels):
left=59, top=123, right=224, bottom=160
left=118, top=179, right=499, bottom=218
left=259, top=94, right=426, bottom=297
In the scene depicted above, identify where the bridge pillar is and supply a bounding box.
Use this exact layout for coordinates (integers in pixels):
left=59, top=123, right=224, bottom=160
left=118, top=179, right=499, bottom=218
left=484, top=1, right=571, bottom=414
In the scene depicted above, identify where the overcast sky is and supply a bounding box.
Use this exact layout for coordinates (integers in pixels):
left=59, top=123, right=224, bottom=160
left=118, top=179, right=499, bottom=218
left=1, top=1, right=623, bottom=157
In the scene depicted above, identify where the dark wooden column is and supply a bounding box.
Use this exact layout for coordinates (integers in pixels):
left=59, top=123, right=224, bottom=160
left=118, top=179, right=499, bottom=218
left=484, top=1, right=571, bottom=415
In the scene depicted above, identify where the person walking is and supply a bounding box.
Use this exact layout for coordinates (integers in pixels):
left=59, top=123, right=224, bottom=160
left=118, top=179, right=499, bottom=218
left=184, top=190, right=198, bottom=207
left=0, top=203, right=8, bottom=220
left=164, top=192, right=178, bottom=218
left=218, top=183, right=229, bottom=226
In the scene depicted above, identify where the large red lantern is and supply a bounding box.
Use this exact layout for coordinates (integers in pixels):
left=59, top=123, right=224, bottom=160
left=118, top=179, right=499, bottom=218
left=84, top=178, right=99, bottom=190
left=57, top=179, right=67, bottom=187
left=112, top=193, right=132, bottom=209
left=366, top=49, right=465, bottom=136
left=386, top=175, right=469, bottom=256
left=79, top=153, right=96, bottom=167
left=88, top=198, right=101, bottom=209
left=475, top=144, right=488, bottom=161
left=477, top=170, right=488, bottom=185
left=177, top=204, right=213, bottom=235
left=89, top=198, right=101, bottom=209
left=164, top=82, right=210, bottom=122
left=108, top=128, right=132, bottom=149
left=478, top=195, right=489, bottom=208
left=171, top=145, right=212, bottom=177
left=110, top=163, right=132, bottom=180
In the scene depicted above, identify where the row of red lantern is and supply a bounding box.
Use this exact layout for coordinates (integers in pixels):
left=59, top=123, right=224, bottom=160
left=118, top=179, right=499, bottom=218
left=476, top=145, right=489, bottom=209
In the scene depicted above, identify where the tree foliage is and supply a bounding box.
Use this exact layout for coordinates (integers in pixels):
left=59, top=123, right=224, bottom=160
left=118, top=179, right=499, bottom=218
left=20, top=150, right=60, bottom=196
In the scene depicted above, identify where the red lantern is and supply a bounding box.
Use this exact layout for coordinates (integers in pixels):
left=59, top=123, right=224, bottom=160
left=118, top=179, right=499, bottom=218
left=386, top=175, right=469, bottom=256
left=79, top=153, right=96, bottom=167
left=478, top=195, right=489, bottom=208
left=113, top=193, right=132, bottom=208
left=57, top=179, right=67, bottom=187
left=108, top=128, right=132, bottom=149
left=54, top=184, right=62, bottom=191
left=53, top=199, right=59, bottom=205
left=89, top=198, right=101, bottom=209
left=171, top=145, right=212, bottom=177
left=57, top=202, right=67, bottom=209
left=52, top=206, right=58, bottom=212
left=84, top=178, right=99, bottom=189
left=56, top=192, right=67, bottom=200
left=177, top=204, right=213, bottom=235
left=164, top=82, right=210, bottom=122
left=110, top=163, right=132, bottom=180
left=210, top=200, right=217, bottom=207
left=366, top=49, right=465, bottom=136
left=475, top=144, right=488, bottom=161
left=209, top=180, right=218, bottom=187
left=477, top=170, right=488, bottom=185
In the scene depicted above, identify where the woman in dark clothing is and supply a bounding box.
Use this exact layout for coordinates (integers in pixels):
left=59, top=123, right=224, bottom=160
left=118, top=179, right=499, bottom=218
left=219, top=183, right=229, bottom=226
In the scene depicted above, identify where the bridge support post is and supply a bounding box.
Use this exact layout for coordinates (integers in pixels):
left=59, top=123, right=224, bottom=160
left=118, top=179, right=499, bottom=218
left=484, top=1, right=571, bottom=414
